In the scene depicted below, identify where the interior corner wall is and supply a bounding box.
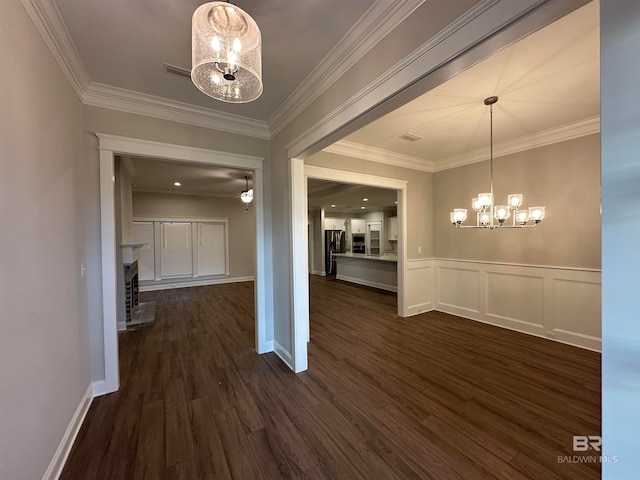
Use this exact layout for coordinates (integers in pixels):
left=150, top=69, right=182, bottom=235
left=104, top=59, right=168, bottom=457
left=306, top=151, right=433, bottom=259
left=0, top=1, right=94, bottom=479
left=601, top=0, right=640, bottom=476
left=433, top=134, right=601, bottom=269
left=132, top=191, right=256, bottom=279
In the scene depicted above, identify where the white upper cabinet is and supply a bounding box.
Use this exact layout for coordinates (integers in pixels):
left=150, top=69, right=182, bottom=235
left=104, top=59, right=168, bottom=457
left=324, top=217, right=346, bottom=231
left=350, top=218, right=366, bottom=234
left=389, top=216, right=398, bottom=241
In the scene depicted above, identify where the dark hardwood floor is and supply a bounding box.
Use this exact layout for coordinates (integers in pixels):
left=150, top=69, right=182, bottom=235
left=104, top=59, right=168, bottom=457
left=61, top=276, right=601, bottom=479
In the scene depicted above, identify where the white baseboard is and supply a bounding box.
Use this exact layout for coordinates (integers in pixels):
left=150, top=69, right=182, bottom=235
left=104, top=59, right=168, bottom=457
left=42, top=385, right=93, bottom=480
left=257, top=340, right=274, bottom=354
left=405, top=302, right=434, bottom=317
left=274, top=341, right=294, bottom=370
left=91, top=380, right=108, bottom=397
left=336, top=274, right=397, bottom=292
left=140, top=275, right=254, bottom=292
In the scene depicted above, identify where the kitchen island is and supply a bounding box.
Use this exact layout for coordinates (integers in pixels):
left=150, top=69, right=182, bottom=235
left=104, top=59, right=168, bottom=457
left=332, top=252, right=398, bottom=292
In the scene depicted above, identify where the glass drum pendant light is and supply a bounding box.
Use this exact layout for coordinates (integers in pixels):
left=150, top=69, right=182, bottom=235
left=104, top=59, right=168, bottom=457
left=450, top=96, right=546, bottom=229
left=192, top=1, right=263, bottom=103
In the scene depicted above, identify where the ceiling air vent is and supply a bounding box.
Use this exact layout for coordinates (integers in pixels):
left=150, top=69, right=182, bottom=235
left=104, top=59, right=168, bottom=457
left=164, top=63, right=192, bottom=79
left=398, top=132, right=422, bottom=142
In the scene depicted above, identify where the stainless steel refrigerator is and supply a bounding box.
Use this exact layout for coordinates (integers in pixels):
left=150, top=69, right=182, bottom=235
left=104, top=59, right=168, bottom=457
left=325, top=230, right=346, bottom=275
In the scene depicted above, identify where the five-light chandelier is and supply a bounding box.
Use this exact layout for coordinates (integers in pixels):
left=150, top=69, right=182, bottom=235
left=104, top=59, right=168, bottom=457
left=450, top=96, right=546, bottom=229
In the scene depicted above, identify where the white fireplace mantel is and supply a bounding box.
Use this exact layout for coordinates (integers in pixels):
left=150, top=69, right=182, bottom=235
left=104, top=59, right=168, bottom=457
left=119, top=243, right=145, bottom=265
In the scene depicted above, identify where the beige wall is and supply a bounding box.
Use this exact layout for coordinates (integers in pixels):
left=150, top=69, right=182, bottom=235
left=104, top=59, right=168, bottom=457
left=306, top=152, right=434, bottom=260
left=132, top=192, right=256, bottom=278
left=0, top=1, right=94, bottom=479
left=434, top=134, right=601, bottom=269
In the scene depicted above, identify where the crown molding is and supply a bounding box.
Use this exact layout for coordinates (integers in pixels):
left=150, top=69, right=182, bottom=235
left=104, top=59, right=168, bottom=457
left=432, top=116, right=600, bottom=172
left=285, top=0, right=506, bottom=158
left=22, top=0, right=270, bottom=140
left=24, top=0, right=423, bottom=141
left=327, top=117, right=600, bottom=174
left=20, top=0, right=91, bottom=99
left=84, top=83, right=270, bottom=139
left=323, top=140, right=434, bottom=172
left=267, top=0, right=426, bottom=137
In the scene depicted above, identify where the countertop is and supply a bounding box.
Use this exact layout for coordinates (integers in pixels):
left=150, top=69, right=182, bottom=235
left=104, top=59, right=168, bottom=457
left=332, top=252, right=398, bottom=263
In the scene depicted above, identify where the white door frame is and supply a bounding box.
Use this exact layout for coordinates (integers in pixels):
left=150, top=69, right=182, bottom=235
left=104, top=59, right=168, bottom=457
left=96, top=133, right=270, bottom=395
left=290, top=160, right=407, bottom=373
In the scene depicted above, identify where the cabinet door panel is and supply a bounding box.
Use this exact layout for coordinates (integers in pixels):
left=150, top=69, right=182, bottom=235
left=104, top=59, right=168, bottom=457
left=197, top=223, right=226, bottom=276
left=161, top=223, right=193, bottom=278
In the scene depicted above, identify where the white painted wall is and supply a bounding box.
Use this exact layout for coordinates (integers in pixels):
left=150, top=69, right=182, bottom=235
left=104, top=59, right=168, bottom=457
left=601, top=0, right=640, bottom=476
left=0, top=2, right=94, bottom=479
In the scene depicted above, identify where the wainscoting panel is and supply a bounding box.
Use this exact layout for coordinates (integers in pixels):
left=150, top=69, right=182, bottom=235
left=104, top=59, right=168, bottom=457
left=486, top=271, right=545, bottom=335
left=433, top=259, right=601, bottom=351
left=437, top=266, right=480, bottom=314
left=405, top=259, right=434, bottom=316
left=552, top=276, right=602, bottom=350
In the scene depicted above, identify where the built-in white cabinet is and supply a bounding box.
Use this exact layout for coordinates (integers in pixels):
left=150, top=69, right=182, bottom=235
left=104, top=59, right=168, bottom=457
left=350, top=218, right=366, bottom=234
left=367, top=221, right=381, bottom=255
left=132, top=217, right=229, bottom=282
left=161, top=222, right=193, bottom=278
left=196, top=223, right=226, bottom=276
left=389, top=216, right=398, bottom=241
left=324, top=217, right=346, bottom=230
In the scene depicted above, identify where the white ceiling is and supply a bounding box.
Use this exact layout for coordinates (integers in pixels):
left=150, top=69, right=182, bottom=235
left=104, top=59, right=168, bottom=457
left=125, top=156, right=252, bottom=198
left=48, top=0, right=598, bottom=198
left=338, top=0, right=599, bottom=166
left=54, top=0, right=377, bottom=122
left=308, top=180, right=397, bottom=212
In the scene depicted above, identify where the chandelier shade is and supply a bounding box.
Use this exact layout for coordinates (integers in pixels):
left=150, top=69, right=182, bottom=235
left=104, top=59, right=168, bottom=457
left=450, top=96, right=545, bottom=229
left=192, top=2, right=263, bottom=103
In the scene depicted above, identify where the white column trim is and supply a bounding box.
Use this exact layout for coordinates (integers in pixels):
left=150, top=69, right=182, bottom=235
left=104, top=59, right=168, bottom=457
left=290, top=158, right=309, bottom=372
left=99, top=149, right=119, bottom=394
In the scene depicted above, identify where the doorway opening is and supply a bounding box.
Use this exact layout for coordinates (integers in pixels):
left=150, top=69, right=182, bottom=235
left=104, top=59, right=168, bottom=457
left=96, top=134, right=270, bottom=395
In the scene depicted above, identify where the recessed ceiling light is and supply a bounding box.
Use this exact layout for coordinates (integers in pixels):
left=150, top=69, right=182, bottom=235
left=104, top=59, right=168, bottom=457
left=331, top=204, right=336, bottom=207
left=363, top=198, right=368, bottom=201
left=394, top=201, right=398, bottom=204
left=174, top=182, right=182, bottom=186
left=361, top=206, right=366, bottom=209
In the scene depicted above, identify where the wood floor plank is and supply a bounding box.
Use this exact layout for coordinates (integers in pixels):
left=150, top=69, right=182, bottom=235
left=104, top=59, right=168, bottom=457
left=165, top=378, right=195, bottom=468
left=60, top=277, right=601, bottom=480
left=188, top=397, right=233, bottom=480
left=133, top=400, right=166, bottom=480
